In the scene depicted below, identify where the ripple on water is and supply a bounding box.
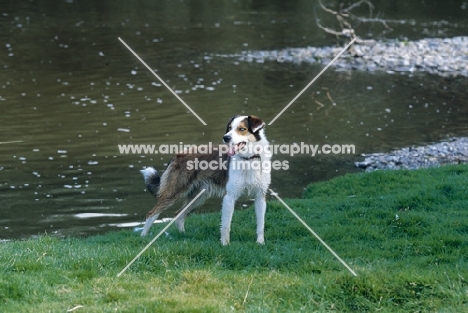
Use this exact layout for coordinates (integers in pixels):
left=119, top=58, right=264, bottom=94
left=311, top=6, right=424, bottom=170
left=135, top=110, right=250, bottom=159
left=74, top=213, right=128, bottom=219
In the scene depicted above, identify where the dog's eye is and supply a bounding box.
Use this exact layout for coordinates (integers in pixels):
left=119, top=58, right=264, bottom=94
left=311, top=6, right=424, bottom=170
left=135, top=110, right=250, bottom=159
left=239, top=127, right=246, bottom=131
left=227, top=126, right=232, bottom=131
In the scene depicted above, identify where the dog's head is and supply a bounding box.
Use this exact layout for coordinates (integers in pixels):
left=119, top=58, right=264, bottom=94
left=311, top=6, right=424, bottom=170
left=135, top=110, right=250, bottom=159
left=222, top=115, right=266, bottom=157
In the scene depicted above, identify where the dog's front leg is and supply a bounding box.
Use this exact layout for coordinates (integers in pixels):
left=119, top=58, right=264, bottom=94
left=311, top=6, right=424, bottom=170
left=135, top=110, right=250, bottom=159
left=220, top=193, right=236, bottom=245
left=254, top=195, right=266, bottom=244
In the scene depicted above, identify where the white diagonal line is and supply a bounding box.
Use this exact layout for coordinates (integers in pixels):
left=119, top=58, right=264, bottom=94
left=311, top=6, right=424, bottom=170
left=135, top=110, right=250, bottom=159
left=117, top=189, right=207, bottom=277
left=118, top=37, right=207, bottom=126
left=268, top=37, right=357, bottom=125
left=269, top=189, right=357, bottom=276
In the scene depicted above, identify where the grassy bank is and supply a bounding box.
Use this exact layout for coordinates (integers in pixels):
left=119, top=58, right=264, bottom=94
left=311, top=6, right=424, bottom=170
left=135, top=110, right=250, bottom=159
left=1, top=165, right=468, bottom=312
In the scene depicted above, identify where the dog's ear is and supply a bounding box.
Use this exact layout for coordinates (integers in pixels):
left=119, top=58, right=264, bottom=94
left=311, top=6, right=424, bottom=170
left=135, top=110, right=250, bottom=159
left=248, top=115, right=265, bottom=133
left=225, top=115, right=239, bottom=133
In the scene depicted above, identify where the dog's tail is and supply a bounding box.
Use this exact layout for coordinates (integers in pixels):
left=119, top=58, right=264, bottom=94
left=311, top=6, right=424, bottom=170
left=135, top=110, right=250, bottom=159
left=140, top=167, right=160, bottom=197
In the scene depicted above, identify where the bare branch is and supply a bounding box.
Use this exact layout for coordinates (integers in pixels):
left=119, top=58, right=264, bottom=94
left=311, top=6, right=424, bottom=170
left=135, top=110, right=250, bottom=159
left=316, top=18, right=356, bottom=39
left=318, top=0, right=339, bottom=16
left=342, top=0, right=375, bottom=16
left=316, top=0, right=393, bottom=42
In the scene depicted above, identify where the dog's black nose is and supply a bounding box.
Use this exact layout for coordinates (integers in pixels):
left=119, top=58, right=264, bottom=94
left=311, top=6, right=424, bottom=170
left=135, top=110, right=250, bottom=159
left=223, top=135, right=231, bottom=143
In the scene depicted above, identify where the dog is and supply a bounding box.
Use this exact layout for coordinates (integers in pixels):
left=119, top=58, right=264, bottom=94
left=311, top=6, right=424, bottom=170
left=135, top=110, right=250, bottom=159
left=140, top=115, right=271, bottom=245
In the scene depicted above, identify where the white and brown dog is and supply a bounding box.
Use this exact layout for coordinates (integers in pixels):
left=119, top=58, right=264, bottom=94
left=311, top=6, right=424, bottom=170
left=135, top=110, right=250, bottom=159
left=140, top=115, right=271, bottom=245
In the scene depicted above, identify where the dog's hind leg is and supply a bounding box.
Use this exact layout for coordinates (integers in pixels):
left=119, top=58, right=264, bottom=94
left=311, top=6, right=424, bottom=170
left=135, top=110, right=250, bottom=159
left=175, top=192, right=208, bottom=232
left=141, top=197, right=177, bottom=236
left=141, top=213, right=160, bottom=236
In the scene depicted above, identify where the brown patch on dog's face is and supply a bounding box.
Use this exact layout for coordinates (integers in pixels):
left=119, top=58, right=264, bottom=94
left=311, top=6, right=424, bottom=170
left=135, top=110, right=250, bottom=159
left=236, top=118, right=260, bottom=143
left=234, top=119, right=250, bottom=137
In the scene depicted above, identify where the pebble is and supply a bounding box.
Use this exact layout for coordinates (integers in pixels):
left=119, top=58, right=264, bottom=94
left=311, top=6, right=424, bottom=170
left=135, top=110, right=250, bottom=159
left=355, top=137, right=468, bottom=171
left=220, top=37, right=468, bottom=77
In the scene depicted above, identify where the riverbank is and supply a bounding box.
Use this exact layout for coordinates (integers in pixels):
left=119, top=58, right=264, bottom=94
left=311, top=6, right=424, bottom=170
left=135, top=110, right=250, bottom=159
left=220, top=36, right=468, bottom=77
left=356, top=137, right=468, bottom=171
left=1, top=165, right=467, bottom=312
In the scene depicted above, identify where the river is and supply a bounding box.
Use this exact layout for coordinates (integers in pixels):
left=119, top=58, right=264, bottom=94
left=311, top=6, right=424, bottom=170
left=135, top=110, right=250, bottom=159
left=1, top=0, right=467, bottom=239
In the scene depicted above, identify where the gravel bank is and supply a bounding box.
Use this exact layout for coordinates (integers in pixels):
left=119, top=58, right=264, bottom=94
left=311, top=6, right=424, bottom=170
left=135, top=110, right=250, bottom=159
left=224, top=37, right=468, bottom=77
left=355, top=137, right=468, bottom=171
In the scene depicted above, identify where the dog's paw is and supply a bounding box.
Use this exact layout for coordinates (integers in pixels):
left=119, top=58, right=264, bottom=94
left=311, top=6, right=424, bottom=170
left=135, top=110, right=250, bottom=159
left=256, top=237, right=265, bottom=245
left=220, top=237, right=230, bottom=246
left=139, top=227, right=149, bottom=237
left=175, top=220, right=185, bottom=232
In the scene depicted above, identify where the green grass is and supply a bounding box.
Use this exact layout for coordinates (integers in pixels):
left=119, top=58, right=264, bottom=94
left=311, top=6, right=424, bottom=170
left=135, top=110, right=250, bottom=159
left=1, top=165, right=468, bottom=312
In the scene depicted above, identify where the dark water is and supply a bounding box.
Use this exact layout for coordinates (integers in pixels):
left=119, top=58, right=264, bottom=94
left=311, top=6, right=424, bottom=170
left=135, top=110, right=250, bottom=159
left=1, top=0, right=467, bottom=239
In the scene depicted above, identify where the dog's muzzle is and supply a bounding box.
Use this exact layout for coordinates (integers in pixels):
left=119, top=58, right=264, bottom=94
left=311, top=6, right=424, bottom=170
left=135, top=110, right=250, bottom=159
left=223, top=135, right=231, bottom=143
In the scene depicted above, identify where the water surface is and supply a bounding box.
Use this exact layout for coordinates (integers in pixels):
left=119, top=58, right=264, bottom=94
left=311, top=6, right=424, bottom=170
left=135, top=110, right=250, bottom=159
left=1, top=0, right=467, bottom=239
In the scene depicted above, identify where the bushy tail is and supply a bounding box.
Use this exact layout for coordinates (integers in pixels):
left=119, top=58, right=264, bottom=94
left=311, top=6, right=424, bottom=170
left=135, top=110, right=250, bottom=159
left=140, top=167, right=160, bottom=197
